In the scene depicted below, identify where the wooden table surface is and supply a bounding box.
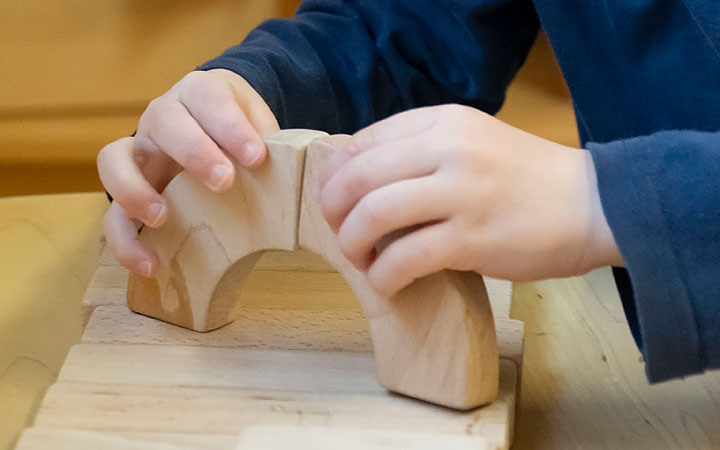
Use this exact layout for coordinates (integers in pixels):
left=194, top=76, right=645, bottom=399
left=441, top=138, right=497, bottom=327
left=2, top=192, right=720, bottom=450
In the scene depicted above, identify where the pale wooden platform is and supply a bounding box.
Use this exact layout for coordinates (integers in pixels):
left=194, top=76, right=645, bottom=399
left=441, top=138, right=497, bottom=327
left=16, top=246, right=524, bottom=449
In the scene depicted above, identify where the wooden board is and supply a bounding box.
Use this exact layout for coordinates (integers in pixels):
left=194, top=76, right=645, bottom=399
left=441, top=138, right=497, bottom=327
left=19, top=240, right=522, bottom=449
left=16, top=427, right=492, bottom=450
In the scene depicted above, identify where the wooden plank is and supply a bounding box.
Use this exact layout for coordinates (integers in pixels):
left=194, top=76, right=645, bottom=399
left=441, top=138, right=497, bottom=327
left=35, top=361, right=516, bottom=449
left=81, top=305, right=524, bottom=370
left=83, top=305, right=373, bottom=353
left=16, top=427, right=490, bottom=450
left=16, top=429, right=239, bottom=450
left=57, top=344, right=381, bottom=394
left=236, top=426, right=492, bottom=449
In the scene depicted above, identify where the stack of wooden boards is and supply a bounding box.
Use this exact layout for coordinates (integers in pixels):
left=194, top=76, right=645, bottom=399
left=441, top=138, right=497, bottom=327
left=16, top=131, right=526, bottom=450
left=17, top=248, right=523, bottom=449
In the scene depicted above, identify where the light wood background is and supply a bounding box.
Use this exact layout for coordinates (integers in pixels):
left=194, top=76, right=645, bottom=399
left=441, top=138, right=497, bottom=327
left=0, top=0, right=577, bottom=197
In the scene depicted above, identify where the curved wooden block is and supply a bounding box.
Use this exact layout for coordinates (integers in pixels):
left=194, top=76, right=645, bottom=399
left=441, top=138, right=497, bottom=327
left=300, top=136, right=498, bottom=409
left=127, top=130, right=327, bottom=331
left=127, top=130, right=498, bottom=410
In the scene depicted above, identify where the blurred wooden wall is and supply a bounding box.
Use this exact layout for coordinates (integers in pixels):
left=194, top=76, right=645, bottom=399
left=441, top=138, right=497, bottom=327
left=0, top=1, right=577, bottom=197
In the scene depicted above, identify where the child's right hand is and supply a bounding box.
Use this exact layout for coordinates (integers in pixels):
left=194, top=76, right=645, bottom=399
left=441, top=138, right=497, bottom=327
left=97, top=69, right=279, bottom=277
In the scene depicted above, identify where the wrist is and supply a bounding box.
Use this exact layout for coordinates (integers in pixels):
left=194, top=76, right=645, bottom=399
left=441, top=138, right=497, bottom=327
left=581, top=150, right=624, bottom=268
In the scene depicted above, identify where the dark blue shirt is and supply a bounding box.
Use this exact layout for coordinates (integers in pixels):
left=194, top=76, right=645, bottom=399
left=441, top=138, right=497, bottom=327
left=198, top=0, right=720, bottom=382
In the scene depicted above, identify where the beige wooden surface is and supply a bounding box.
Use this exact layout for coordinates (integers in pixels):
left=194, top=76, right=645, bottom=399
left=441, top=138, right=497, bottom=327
left=0, top=193, right=108, bottom=450
left=3, top=193, right=720, bottom=449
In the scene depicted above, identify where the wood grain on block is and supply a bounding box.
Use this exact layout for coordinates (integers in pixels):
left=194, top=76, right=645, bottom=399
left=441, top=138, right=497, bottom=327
left=36, top=360, right=517, bottom=449
left=299, top=136, right=499, bottom=410
left=81, top=245, right=130, bottom=326
left=58, top=344, right=381, bottom=394
left=484, top=277, right=513, bottom=319
left=126, top=130, right=327, bottom=331
left=83, top=305, right=373, bottom=353
left=82, top=306, right=523, bottom=371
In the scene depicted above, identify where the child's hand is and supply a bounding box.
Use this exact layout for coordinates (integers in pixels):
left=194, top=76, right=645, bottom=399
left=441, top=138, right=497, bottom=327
left=317, top=105, right=623, bottom=297
left=97, top=69, right=279, bottom=276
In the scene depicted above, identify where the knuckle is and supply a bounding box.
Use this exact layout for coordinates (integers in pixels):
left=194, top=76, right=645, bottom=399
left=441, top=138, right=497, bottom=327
left=349, top=126, right=379, bottom=154
left=340, top=162, right=371, bottom=200
left=337, top=230, right=359, bottom=262
left=112, top=245, right=137, bottom=269
left=367, top=264, right=393, bottom=297
left=107, top=187, right=147, bottom=219
left=213, top=114, right=247, bottom=143
left=140, top=97, right=173, bottom=129
left=413, top=241, right=435, bottom=265
left=179, top=71, right=207, bottom=89
left=389, top=244, right=417, bottom=273
left=145, top=96, right=167, bottom=116
left=183, top=143, right=216, bottom=173
left=96, top=143, right=113, bottom=167
left=358, top=191, right=390, bottom=228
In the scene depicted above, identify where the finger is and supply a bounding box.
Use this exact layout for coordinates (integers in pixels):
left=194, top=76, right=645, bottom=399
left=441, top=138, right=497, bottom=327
left=367, top=221, right=457, bottom=297
left=97, top=137, right=169, bottom=228
left=104, top=202, right=158, bottom=277
left=176, top=72, right=268, bottom=168
left=136, top=96, right=235, bottom=192
left=337, top=176, right=456, bottom=271
left=317, top=106, right=439, bottom=191
left=320, top=137, right=442, bottom=231
left=132, top=145, right=182, bottom=193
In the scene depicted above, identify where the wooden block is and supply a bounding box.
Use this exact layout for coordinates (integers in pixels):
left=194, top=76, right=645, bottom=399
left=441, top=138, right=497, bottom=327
left=81, top=243, right=129, bottom=327
left=57, top=344, right=381, bottom=394
left=299, top=136, right=499, bottom=409
left=125, top=130, right=500, bottom=410
left=126, top=130, right=327, bottom=331
left=485, top=277, right=513, bottom=319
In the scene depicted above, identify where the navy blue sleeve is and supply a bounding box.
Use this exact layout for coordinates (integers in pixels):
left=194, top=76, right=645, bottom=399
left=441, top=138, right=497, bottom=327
left=588, top=130, right=720, bottom=382
left=197, top=0, right=539, bottom=134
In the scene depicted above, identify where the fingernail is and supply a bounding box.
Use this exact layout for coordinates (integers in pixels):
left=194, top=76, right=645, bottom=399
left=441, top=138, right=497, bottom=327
left=138, top=260, right=153, bottom=278
left=145, top=202, right=166, bottom=227
left=209, top=164, right=233, bottom=191
left=240, top=143, right=263, bottom=166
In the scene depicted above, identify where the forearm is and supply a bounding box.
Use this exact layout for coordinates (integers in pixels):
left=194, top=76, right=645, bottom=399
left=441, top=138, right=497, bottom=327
left=197, top=0, right=539, bottom=133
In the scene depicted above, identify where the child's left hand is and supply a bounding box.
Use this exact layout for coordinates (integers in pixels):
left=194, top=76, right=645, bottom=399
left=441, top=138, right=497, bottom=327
left=317, top=104, right=623, bottom=297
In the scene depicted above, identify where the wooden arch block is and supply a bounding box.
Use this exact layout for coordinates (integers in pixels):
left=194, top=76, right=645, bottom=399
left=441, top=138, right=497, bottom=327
left=127, top=129, right=325, bottom=331
left=127, top=130, right=499, bottom=410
